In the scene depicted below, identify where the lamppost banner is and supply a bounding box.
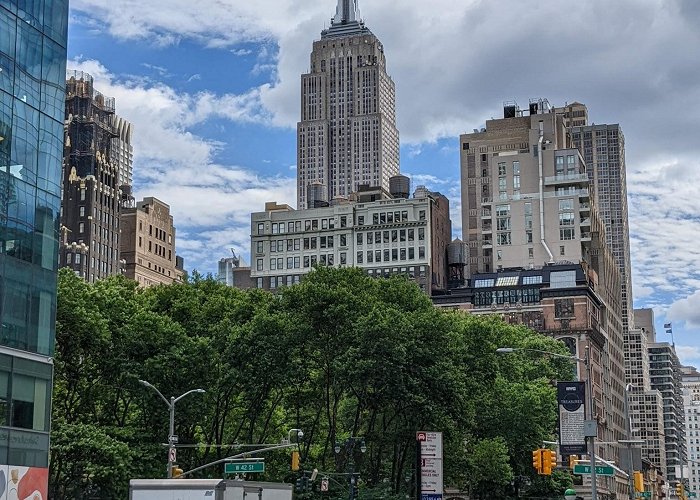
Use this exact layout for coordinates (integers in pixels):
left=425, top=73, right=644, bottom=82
left=557, top=381, right=587, bottom=454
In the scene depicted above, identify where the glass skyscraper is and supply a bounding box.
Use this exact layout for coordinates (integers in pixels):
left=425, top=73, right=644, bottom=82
left=1, top=0, right=68, bottom=494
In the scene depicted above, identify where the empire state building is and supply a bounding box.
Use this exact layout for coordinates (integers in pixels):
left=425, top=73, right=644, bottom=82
left=297, top=0, right=400, bottom=209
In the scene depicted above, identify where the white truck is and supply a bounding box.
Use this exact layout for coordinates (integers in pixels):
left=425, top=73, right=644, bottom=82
left=129, top=479, right=294, bottom=500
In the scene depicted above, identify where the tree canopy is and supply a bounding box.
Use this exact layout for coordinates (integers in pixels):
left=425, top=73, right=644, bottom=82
left=51, top=267, right=573, bottom=499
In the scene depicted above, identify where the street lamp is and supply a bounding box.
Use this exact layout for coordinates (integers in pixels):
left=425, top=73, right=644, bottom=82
left=139, top=379, right=205, bottom=478
left=496, top=346, right=598, bottom=500
left=334, top=437, right=366, bottom=500
left=286, top=428, right=304, bottom=444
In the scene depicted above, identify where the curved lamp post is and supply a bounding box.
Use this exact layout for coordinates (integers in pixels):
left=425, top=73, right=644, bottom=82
left=139, top=379, right=205, bottom=478
left=496, top=346, right=597, bottom=500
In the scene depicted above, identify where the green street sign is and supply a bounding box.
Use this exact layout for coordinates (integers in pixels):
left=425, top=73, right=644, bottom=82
left=225, top=461, right=265, bottom=474
left=635, top=492, right=651, bottom=498
left=689, top=493, right=697, bottom=498
left=573, top=464, right=614, bottom=476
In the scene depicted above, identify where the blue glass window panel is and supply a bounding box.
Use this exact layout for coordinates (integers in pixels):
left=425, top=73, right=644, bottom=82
left=0, top=9, right=16, bottom=59
left=10, top=99, right=39, bottom=185
left=34, top=186, right=59, bottom=271
left=14, top=21, right=42, bottom=107
left=36, top=114, right=61, bottom=196
left=0, top=256, right=57, bottom=356
left=16, top=0, right=43, bottom=29
left=42, top=0, right=67, bottom=47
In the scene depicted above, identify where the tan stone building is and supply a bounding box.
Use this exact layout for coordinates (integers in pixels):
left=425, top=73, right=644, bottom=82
left=120, top=197, right=183, bottom=286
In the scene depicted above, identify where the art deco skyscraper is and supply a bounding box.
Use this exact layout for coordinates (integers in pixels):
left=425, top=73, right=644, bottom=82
left=297, top=0, right=399, bottom=209
left=60, top=72, right=127, bottom=281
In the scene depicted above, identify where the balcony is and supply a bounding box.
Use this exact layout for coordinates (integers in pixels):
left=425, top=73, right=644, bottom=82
left=483, top=237, right=493, bottom=248
left=578, top=188, right=590, bottom=201
left=580, top=217, right=591, bottom=227
left=581, top=231, right=592, bottom=241
left=579, top=202, right=590, bottom=212
left=481, top=196, right=492, bottom=205
left=481, top=209, right=492, bottom=219
left=544, top=173, right=588, bottom=186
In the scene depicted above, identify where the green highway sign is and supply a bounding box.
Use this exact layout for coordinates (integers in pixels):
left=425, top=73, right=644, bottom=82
left=225, top=461, right=265, bottom=474
left=573, top=464, right=614, bottom=476
left=635, top=492, right=651, bottom=498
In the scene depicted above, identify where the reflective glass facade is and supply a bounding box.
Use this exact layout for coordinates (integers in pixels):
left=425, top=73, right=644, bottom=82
left=0, top=0, right=68, bottom=487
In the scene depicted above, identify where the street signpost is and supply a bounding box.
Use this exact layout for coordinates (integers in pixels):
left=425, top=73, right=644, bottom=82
left=635, top=492, right=651, bottom=498
left=417, top=431, right=443, bottom=500
left=224, top=461, right=265, bottom=474
left=573, top=464, right=614, bottom=476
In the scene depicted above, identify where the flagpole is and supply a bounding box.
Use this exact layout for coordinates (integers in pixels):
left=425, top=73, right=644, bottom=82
left=664, top=322, right=674, bottom=346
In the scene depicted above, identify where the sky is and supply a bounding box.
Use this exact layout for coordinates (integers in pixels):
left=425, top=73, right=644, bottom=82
left=65, top=0, right=700, bottom=364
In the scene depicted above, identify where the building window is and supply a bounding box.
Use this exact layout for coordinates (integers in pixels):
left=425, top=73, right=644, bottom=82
left=357, top=233, right=363, bottom=245
left=419, top=246, right=425, bottom=259
left=497, top=233, right=511, bottom=245
left=357, top=252, right=364, bottom=263
left=498, top=162, right=507, bottom=176
left=358, top=215, right=364, bottom=225
left=256, top=259, right=263, bottom=271
left=550, top=270, right=576, bottom=289
left=513, top=161, right=520, bottom=174
left=340, top=216, right=347, bottom=228
left=560, top=228, right=575, bottom=240
left=560, top=245, right=565, bottom=256
left=79, top=206, right=85, bottom=217
left=559, top=199, right=574, bottom=211
left=559, top=213, right=575, bottom=226
left=256, top=241, right=264, bottom=253
left=419, top=210, right=426, bottom=221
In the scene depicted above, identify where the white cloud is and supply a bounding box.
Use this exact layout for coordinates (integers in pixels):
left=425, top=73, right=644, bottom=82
left=67, top=58, right=296, bottom=271
left=675, top=345, right=700, bottom=366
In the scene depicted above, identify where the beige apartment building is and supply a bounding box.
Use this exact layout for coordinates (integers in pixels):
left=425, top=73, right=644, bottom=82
left=297, top=0, right=399, bottom=209
left=458, top=99, right=627, bottom=499
left=250, top=183, right=451, bottom=294
left=120, top=197, right=183, bottom=287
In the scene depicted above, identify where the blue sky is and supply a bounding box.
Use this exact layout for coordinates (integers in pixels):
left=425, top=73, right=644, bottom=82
left=65, top=0, right=700, bottom=364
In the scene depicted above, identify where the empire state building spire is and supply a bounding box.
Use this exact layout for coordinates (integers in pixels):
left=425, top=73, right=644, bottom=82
left=333, top=0, right=360, bottom=25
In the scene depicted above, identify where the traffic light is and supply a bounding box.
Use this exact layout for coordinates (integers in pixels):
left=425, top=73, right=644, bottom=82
left=634, top=471, right=644, bottom=492
left=676, top=483, right=684, bottom=499
left=532, top=449, right=543, bottom=474
left=291, top=450, right=300, bottom=471
left=542, top=448, right=557, bottom=475
left=171, top=465, right=183, bottom=478
left=568, top=455, right=579, bottom=469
